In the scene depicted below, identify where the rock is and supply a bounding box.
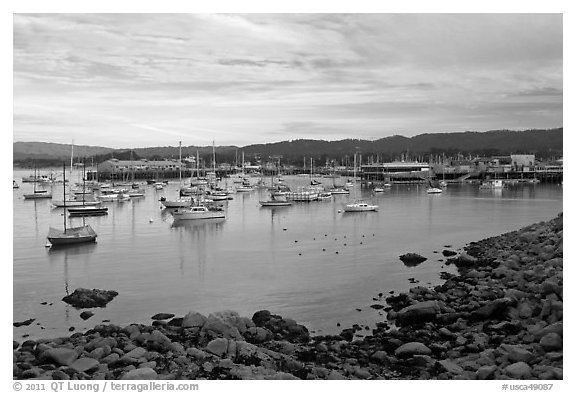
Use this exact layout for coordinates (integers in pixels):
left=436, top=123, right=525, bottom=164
left=123, top=347, right=147, bottom=359
left=181, top=311, right=207, bottom=328
left=151, top=313, right=175, bottom=320
left=62, top=288, right=118, bottom=308
left=504, top=362, right=532, bottom=379
left=454, top=252, right=478, bottom=268
left=501, top=345, right=534, bottom=363
left=442, top=250, right=457, bottom=257
left=252, top=310, right=272, bottom=326
left=121, top=367, right=158, bottom=380
left=438, top=359, right=464, bottom=374
left=539, top=333, right=562, bottom=351
left=471, top=298, right=514, bottom=321
left=399, top=253, right=427, bottom=267
left=394, top=342, right=432, bottom=357
left=201, top=311, right=244, bottom=339
left=244, top=327, right=273, bottom=344
left=396, top=300, right=440, bottom=325
left=69, top=357, right=100, bottom=373
left=13, top=319, right=36, bottom=327
left=205, top=338, right=229, bottom=358
left=41, top=348, right=79, bottom=366
left=80, top=311, right=94, bottom=320
left=476, top=365, right=498, bottom=380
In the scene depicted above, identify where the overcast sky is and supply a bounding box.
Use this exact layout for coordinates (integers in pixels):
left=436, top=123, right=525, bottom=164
left=13, top=13, right=562, bottom=148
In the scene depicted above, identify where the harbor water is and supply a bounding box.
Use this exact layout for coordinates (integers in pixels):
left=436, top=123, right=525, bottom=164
left=13, top=170, right=563, bottom=340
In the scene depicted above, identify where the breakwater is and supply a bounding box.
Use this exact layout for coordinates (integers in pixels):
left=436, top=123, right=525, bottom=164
left=13, top=214, right=562, bottom=380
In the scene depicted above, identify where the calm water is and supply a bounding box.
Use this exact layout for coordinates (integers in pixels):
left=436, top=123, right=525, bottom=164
left=13, top=170, right=563, bottom=340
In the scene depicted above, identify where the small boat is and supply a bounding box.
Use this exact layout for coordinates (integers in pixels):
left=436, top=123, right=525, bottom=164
left=160, top=196, right=193, bottom=208
left=23, top=165, right=53, bottom=199
left=373, top=187, right=385, bottom=193
left=52, top=199, right=101, bottom=207
left=259, top=194, right=292, bottom=206
left=128, top=190, right=145, bottom=197
left=171, top=205, right=226, bottom=221
left=329, top=187, right=350, bottom=195
left=98, top=194, right=119, bottom=202
left=154, top=182, right=164, bottom=190
left=68, top=206, right=109, bottom=217
left=344, top=154, right=378, bottom=212
left=426, top=187, right=443, bottom=194
left=47, top=163, right=98, bottom=246
left=317, top=192, right=332, bottom=200
left=344, top=201, right=378, bottom=212
left=117, top=192, right=131, bottom=202
left=479, top=180, right=504, bottom=189
left=48, top=225, right=97, bottom=245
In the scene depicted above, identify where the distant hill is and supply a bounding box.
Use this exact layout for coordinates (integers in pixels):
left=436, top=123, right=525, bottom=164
left=13, top=128, right=563, bottom=167
left=13, top=142, right=114, bottom=161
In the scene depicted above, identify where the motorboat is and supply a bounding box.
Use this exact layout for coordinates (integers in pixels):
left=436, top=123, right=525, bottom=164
left=171, top=205, right=226, bottom=221
left=344, top=201, right=378, bottom=212
left=344, top=154, right=378, bottom=212
left=329, top=187, right=350, bottom=195
left=426, top=187, right=443, bottom=194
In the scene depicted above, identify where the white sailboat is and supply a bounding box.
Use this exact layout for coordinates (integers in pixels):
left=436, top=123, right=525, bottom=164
left=47, top=163, right=97, bottom=246
left=161, top=141, right=193, bottom=208
left=344, top=153, right=378, bottom=212
left=23, top=164, right=53, bottom=200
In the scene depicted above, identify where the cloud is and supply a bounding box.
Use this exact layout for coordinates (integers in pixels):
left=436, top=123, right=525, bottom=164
left=13, top=14, right=563, bottom=148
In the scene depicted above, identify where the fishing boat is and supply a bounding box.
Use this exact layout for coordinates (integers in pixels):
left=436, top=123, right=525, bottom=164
left=344, top=153, right=378, bottom=212
left=373, top=187, right=385, bottom=193
left=47, top=163, right=98, bottom=246
left=171, top=204, right=226, bottom=221
left=23, top=165, right=53, bottom=200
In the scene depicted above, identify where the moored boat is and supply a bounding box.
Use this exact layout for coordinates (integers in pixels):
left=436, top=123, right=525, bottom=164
left=171, top=205, right=226, bottom=221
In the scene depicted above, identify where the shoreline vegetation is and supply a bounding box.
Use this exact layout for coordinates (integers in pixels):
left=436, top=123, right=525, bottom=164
left=13, top=214, right=563, bottom=380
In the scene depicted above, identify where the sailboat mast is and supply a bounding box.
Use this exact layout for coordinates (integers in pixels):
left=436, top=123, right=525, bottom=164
left=178, top=141, right=182, bottom=188
left=63, top=162, right=67, bottom=232
left=70, top=140, right=74, bottom=177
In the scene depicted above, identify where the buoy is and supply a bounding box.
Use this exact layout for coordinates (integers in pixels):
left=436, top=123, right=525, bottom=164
left=149, top=218, right=154, bottom=223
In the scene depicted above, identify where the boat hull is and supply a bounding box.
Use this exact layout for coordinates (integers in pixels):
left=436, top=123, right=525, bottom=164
left=344, top=203, right=378, bottom=212
left=47, top=226, right=97, bottom=246
left=172, top=211, right=226, bottom=220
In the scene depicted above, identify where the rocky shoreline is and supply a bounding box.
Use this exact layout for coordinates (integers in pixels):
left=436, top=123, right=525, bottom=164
left=13, top=214, right=563, bottom=380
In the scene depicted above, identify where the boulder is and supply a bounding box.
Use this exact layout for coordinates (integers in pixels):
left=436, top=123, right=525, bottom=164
left=181, top=312, right=207, bottom=328
left=80, top=311, right=94, bottom=320
left=121, top=367, right=158, bottom=380
left=244, top=327, right=273, bottom=344
left=471, top=298, right=514, bottom=321
left=539, top=333, right=562, bottom=351
left=399, top=253, right=427, bottom=267
left=394, top=342, right=432, bottom=357
left=151, top=313, right=175, bottom=320
left=61, top=288, right=118, bottom=308
left=205, top=338, right=229, bottom=358
left=442, top=250, right=457, bottom=257
left=41, top=348, right=79, bottom=366
left=69, top=357, right=100, bottom=373
left=396, top=300, right=440, bottom=325
left=504, top=362, right=532, bottom=379
left=437, top=359, right=464, bottom=374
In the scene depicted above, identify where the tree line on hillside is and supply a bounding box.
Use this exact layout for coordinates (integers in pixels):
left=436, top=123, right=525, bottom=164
left=13, top=128, right=562, bottom=168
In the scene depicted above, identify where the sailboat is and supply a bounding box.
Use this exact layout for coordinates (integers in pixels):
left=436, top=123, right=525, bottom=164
left=67, top=161, right=109, bottom=216
left=236, top=152, right=254, bottom=192
left=23, top=164, right=53, bottom=199
left=47, top=163, right=98, bottom=246
left=426, top=166, right=443, bottom=194
left=260, top=163, right=292, bottom=206
left=310, top=158, right=322, bottom=186
left=344, top=153, right=378, bottom=212
left=161, top=141, right=193, bottom=208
